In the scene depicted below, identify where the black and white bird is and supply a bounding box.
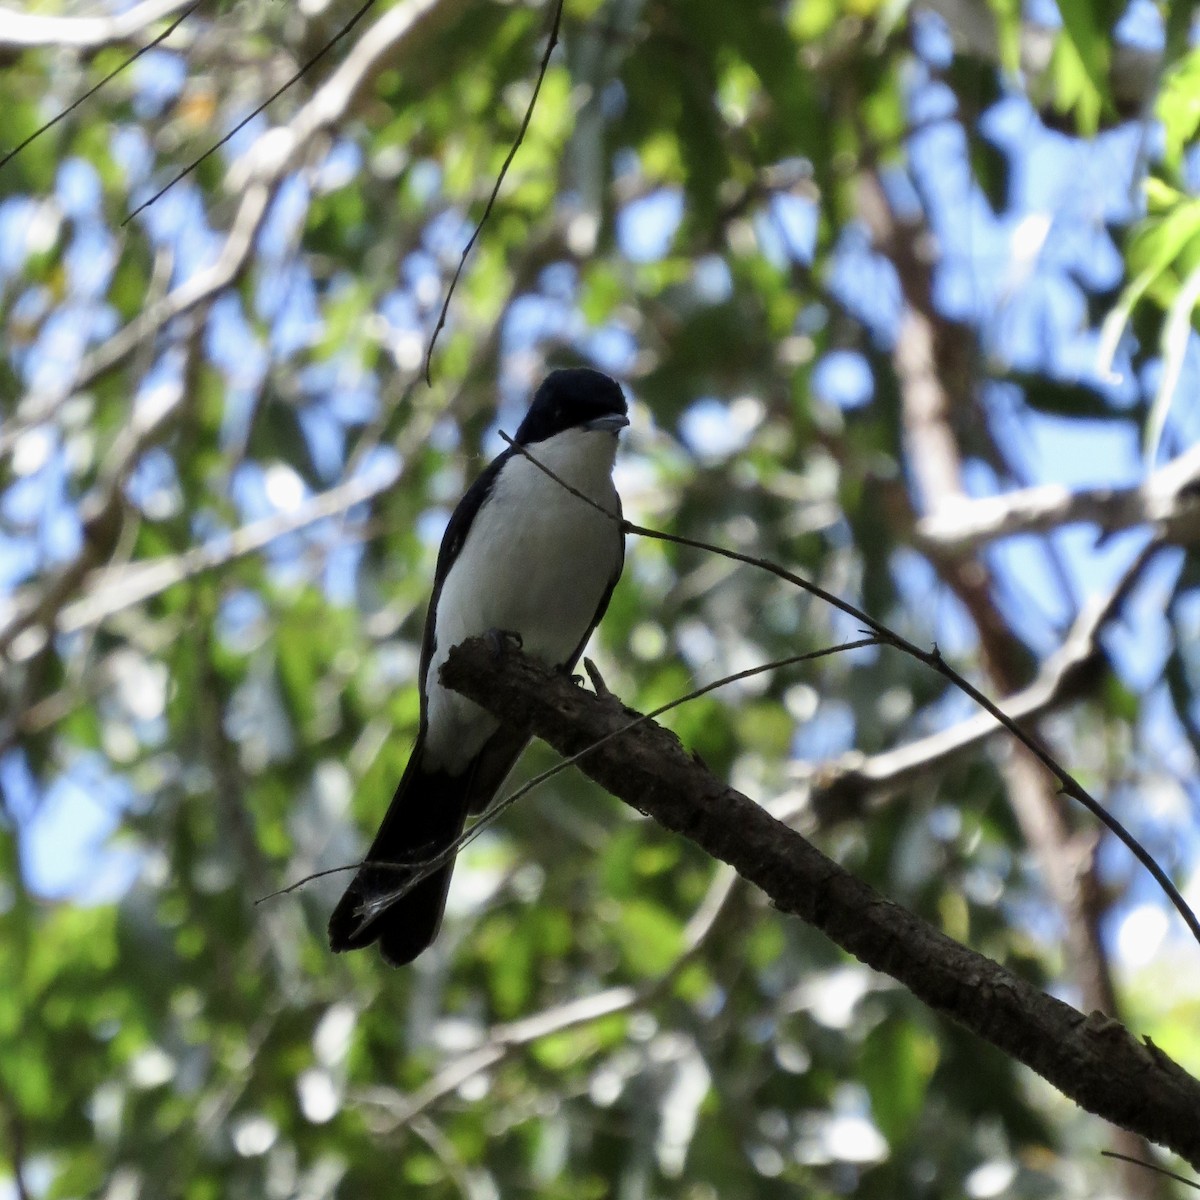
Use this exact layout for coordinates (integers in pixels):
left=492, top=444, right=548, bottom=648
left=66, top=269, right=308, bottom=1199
left=329, top=368, right=628, bottom=965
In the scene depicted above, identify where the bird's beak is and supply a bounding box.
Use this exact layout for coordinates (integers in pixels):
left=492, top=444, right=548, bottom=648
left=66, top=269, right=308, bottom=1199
left=585, top=414, right=630, bottom=433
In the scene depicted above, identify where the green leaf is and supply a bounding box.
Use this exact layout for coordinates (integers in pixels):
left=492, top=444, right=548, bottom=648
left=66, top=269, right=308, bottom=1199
left=1054, top=0, right=1115, bottom=123
left=1048, top=32, right=1103, bottom=136
left=612, top=899, right=683, bottom=976
left=1097, top=197, right=1200, bottom=374
left=1158, top=49, right=1200, bottom=174
left=860, top=1014, right=939, bottom=1144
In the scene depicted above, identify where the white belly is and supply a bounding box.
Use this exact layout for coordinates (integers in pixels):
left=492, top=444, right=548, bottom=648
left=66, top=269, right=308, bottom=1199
left=422, top=429, right=622, bottom=771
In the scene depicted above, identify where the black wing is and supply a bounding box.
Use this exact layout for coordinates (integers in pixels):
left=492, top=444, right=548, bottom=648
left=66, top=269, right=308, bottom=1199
left=415, top=447, right=513, bottom=728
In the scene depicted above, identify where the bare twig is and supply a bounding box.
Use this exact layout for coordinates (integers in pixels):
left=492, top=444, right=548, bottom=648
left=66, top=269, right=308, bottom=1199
left=48, top=460, right=402, bottom=642
left=258, top=638, right=878, bottom=912
left=351, top=636, right=879, bottom=933
left=407, top=1115, right=485, bottom=1200
left=360, top=864, right=739, bottom=1133
left=0, top=1077, right=31, bottom=1200
left=497, top=432, right=1200, bottom=950
left=0, top=1, right=200, bottom=173
left=423, top=0, right=566, bottom=383
left=4, top=0, right=463, bottom=460
left=124, top=0, right=379, bottom=222
left=6, top=222, right=565, bottom=653
left=1100, top=1152, right=1199, bottom=1191
left=355, top=985, right=638, bottom=1127
left=802, top=539, right=1147, bottom=823
left=861, top=145, right=1163, bottom=1193
left=441, top=636, right=1200, bottom=1169
left=916, top=442, right=1200, bottom=553
left=0, top=355, right=195, bottom=660
left=1, top=181, right=271, bottom=464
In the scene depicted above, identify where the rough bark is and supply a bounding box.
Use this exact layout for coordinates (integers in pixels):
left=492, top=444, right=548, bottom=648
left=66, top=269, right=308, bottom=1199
left=442, top=637, right=1200, bottom=1171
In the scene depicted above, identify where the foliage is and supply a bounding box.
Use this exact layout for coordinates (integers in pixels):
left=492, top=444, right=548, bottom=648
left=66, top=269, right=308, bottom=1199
left=1, top=0, right=1198, bottom=1197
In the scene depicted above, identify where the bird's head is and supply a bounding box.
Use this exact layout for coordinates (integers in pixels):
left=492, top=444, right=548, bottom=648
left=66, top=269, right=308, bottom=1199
left=514, top=368, right=629, bottom=445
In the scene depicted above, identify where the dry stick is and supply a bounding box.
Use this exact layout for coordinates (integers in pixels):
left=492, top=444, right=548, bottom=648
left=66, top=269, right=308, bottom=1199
left=497, top=431, right=1200, bottom=951
left=422, top=0, right=566, bottom=384
left=124, top=0, right=378, bottom=223
left=0, top=0, right=202, bottom=174
left=256, top=637, right=879, bottom=908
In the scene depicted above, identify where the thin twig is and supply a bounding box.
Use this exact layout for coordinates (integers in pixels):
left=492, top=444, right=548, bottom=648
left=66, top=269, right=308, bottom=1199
left=801, top=542, right=1147, bottom=823
left=915, top=441, right=1200, bottom=552
left=0, top=0, right=201, bottom=174
left=427, top=638, right=879, bottom=875
left=498, top=431, right=1200, bottom=951
left=49, top=459, right=402, bottom=640
left=123, top=0, right=378, bottom=223
left=257, top=637, right=878, bottom=908
left=423, top=0, right=566, bottom=384
left=361, top=865, right=739, bottom=1133
left=407, top=1115, right=484, bottom=1200
left=1100, top=1151, right=1199, bottom=1190
left=0, top=0, right=194, bottom=50
left=3, top=0, right=450, bottom=464
left=442, top=635, right=1200, bottom=1167
left=343, top=638, right=878, bottom=933
left=356, top=984, right=637, bottom=1128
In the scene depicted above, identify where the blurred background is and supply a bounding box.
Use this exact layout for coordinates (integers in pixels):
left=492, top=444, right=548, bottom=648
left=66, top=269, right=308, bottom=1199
left=1, top=0, right=1199, bottom=1195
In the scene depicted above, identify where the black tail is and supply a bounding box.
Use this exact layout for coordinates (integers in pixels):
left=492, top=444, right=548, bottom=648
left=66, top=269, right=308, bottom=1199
left=328, top=748, right=471, bottom=967
left=329, top=728, right=529, bottom=966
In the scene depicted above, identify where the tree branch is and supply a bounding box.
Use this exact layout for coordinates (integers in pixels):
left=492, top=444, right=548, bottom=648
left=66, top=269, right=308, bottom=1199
left=915, top=442, right=1200, bottom=554
left=0, top=336, right=197, bottom=660
left=499, top=432, right=1200, bottom=951
left=803, top=537, right=1149, bottom=824
left=858, top=158, right=1164, bottom=1190
left=441, top=636, right=1200, bottom=1170
left=0, top=0, right=193, bottom=51
left=361, top=866, right=740, bottom=1132
left=2, top=0, right=469, bottom=460
left=50, top=461, right=402, bottom=643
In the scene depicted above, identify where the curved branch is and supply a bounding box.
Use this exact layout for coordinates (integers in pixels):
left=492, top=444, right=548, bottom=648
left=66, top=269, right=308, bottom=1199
left=803, top=538, right=1149, bottom=824
left=498, top=432, right=1200, bottom=950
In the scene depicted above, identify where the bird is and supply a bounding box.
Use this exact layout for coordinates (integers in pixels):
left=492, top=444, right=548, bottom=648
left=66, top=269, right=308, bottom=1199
left=329, top=367, right=629, bottom=965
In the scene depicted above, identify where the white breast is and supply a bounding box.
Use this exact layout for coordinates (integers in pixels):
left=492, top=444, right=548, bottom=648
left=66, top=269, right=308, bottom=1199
left=422, top=427, right=622, bottom=772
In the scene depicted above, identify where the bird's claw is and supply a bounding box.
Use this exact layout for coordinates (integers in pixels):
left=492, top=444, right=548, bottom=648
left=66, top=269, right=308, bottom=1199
left=582, top=657, right=613, bottom=697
